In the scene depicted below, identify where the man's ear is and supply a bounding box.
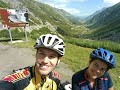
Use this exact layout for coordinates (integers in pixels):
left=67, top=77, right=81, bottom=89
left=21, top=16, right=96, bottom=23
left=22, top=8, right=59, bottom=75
left=57, top=60, right=60, bottom=64
left=57, top=57, right=61, bottom=64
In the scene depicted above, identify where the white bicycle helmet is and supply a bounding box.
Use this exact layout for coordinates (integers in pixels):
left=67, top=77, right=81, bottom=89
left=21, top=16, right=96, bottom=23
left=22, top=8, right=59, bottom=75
left=34, top=34, right=65, bottom=56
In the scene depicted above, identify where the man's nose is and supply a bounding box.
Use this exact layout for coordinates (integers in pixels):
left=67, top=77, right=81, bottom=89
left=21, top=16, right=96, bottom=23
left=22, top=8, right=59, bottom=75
left=43, top=56, right=49, bottom=63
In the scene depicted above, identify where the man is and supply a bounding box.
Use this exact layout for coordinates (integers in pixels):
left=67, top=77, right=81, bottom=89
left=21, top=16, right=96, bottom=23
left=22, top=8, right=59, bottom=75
left=0, top=34, right=67, bottom=90
left=72, top=48, right=116, bottom=90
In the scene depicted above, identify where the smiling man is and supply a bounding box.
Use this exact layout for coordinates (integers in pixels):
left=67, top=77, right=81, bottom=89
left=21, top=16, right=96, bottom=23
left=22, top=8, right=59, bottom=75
left=0, top=34, right=65, bottom=90
left=72, top=48, right=116, bottom=90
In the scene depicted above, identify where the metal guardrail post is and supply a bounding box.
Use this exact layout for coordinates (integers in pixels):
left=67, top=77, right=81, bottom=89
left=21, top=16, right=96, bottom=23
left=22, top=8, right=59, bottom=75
left=8, top=27, right=13, bottom=43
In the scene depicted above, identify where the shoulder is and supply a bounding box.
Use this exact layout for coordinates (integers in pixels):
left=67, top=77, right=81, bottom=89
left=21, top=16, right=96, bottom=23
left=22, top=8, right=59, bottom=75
left=72, top=68, right=87, bottom=89
left=2, top=66, right=33, bottom=83
left=104, top=72, right=110, bottom=77
left=0, top=80, right=15, bottom=90
left=49, top=71, right=61, bottom=86
left=100, top=72, right=113, bottom=88
left=72, top=69, right=85, bottom=81
left=101, top=72, right=111, bottom=80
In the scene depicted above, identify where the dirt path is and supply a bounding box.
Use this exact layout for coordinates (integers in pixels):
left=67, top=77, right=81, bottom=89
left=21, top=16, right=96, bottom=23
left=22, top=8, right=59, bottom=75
left=0, top=43, right=74, bottom=83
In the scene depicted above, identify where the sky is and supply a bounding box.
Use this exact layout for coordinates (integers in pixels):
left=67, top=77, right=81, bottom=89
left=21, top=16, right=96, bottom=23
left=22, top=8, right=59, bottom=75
left=36, top=0, right=120, bottom=17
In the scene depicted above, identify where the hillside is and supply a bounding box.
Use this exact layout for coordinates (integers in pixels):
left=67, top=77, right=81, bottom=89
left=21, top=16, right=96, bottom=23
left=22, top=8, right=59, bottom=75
left=0, top=0, right=86, bottom=37
left=83, top=2, right=120, bottom=43
left=55, top=8, right=82, bottom=24
left=1, top=0, right=120, bottom=43
left=85, top=2, right=120, bottom=29
left=1, top=0, right=81, bottom=25
left=84, top=7, right=106, bottom=22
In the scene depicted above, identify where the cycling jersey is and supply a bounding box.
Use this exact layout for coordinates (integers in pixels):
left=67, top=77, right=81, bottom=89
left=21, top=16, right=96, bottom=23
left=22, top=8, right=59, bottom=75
left=0, top=66, right=61, bottom=90
left=72, top=68, right=113, bottom=90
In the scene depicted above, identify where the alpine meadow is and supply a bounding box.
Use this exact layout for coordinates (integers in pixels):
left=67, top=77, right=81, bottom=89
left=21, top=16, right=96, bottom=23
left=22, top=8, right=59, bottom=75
left=0, top=0, right=120, bottom=89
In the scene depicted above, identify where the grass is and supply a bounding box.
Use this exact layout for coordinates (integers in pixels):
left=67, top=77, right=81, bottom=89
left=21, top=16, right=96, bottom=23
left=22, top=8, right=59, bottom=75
left=65, top=36, right=120, bottom=53
left=1, top=36, right=120, bottom=89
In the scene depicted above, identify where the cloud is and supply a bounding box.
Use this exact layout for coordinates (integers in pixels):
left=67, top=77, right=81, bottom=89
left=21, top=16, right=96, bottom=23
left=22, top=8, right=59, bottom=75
left=104, top=0, right=120, bottom=6
left=37, top=0, right=82, bottom=15
left=39, top=0, right=86, bottom=3
left=52, top=3, right=81, bottom=15
left=62, top=8, right=80, bottom=15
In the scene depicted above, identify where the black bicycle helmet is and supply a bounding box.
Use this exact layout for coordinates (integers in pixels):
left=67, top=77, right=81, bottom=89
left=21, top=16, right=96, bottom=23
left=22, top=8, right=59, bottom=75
left=90, top=48, right=116, bottom=69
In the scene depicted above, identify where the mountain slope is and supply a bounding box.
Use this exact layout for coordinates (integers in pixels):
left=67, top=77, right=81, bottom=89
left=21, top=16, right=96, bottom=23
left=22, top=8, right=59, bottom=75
left=19, top=0, right=72, bottom=25
left=55, top=8, right=82, bottom=24
left=0, top=0, right=86, bottom=38
left=88, top=18, right=120, bottom=42
left=82, top=2, right=120, bottom=42
left=84, top=7, right=106, bottom=22
left=1, top=0, right=75, bottom=25
left=85, top=2, right=120, bottom=29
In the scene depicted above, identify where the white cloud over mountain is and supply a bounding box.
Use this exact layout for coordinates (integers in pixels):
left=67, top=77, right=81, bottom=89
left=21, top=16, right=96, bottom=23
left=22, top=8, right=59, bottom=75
left=104, top=0, right=120, bottom=6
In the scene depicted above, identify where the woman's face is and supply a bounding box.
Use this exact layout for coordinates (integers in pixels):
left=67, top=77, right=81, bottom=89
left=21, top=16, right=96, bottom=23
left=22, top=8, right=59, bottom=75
left=87, top=59, right=108, bottom=80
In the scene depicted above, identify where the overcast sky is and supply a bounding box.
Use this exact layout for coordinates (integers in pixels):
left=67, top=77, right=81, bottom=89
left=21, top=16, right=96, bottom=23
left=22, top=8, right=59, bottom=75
left=36, top=0, right=120, bottom=17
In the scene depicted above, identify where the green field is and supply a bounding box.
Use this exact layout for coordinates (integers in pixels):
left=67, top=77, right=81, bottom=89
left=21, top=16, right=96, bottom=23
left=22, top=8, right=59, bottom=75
left=0, top=29, right=120, bottom=89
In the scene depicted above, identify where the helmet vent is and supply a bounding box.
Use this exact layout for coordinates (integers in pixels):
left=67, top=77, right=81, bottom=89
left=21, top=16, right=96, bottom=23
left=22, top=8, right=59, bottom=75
left=59, top=42, right=64, bottom=45
left=42, top=36, right=45, bottom=42
left=59, top=48, right=63, bottom=52
left=47, top=37, right=52, bottom=44
left=53, top=38, right=59, bottom=44
left=93, top=51, right=95, bottom=54
left=103, top=51, right=107, bottom=58
left=98, top=51, right=102, bottom=57
left=109, top=55, right=113, bottom=61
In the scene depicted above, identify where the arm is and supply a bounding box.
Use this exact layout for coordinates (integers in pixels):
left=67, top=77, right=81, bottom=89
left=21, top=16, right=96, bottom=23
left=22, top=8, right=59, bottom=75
left=0, top=80, right=15, bottom=90
left=72, top=73, right=82, bottom=90
left=72, top=76, right=79, bottom=90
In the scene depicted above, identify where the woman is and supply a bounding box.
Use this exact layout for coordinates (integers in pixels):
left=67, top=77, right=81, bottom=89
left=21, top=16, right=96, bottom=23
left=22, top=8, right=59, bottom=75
left=72, top=48, right=116, bottom=90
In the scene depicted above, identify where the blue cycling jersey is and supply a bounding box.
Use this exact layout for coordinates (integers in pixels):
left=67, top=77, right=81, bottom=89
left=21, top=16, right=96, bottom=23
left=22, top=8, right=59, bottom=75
left=72, top=68, right=113, bottom=90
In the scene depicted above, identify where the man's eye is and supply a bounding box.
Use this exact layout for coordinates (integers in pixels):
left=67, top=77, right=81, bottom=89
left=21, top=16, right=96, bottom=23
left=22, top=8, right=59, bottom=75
left=38, top=52, right=44, bottom=55
left=49, top=56, right=55, bottom=59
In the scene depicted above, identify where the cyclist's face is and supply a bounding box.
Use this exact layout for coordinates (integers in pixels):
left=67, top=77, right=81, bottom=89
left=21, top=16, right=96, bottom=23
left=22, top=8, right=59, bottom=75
left=35, top=48, right=59, bottom=75
left=87, top=59, right=108, bottom=80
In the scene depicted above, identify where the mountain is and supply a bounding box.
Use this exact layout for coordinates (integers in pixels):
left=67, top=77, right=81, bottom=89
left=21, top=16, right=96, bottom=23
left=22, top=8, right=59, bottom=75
left=20, top=0, right=71, bottom=25
left=55, top=8, right=82, bottom=24
left=86, top=16, right=120, bottom=42
left=1, top=0, right=78, bottom=25
left=84, top=7, right=106, bottom=22
left=82, top=2, right=120, bottom=42
left=85, top=2, right=120, bottom=29
left=0, top=0, right=85, bottom=37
